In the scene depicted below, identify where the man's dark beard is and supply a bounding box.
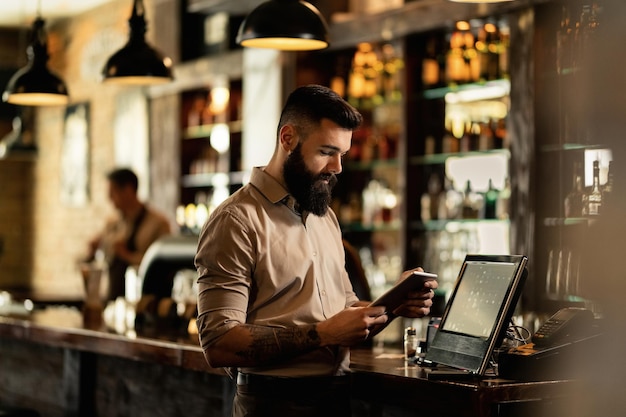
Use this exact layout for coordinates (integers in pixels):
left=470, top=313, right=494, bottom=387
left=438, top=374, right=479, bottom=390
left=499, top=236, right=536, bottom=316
left=283, top=144, right=337, bottom=216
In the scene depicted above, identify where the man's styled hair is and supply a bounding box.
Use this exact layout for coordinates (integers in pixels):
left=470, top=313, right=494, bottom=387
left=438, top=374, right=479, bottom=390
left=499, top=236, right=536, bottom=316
left=107, top=168, right=139, bottom=191
left=277, top=84, right=363, bottom=139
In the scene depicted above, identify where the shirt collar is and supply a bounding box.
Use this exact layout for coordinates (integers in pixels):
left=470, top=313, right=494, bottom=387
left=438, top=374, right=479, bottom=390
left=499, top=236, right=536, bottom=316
left=249, top=167, right=308, bottom=220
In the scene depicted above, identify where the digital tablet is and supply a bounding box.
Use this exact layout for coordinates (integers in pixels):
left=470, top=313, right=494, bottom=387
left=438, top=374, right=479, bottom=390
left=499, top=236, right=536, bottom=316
left=369, top=271, right=438, bottom=314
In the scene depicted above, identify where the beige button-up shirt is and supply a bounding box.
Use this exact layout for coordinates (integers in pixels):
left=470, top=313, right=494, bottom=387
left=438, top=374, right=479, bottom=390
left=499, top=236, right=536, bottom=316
left=195, top=167, right=359, bottom=377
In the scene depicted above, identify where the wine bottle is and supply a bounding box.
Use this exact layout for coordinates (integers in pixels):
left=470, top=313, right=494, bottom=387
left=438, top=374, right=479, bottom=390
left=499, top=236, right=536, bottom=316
left=438, top=177, right=463, bottom=220
left=602, top=160, right=614, bottom=210
left=556, top=5, right=573, bottom=75
left=422, top=35, right=440, bottom=87
left=586, top=160, right=602, bottom=216
left=496, top=177, right=511, bottom=220
left=462, top=180, right=483, bottom=219
left=484, top=179, right=499, bottom=219
left=564, top=162, right=585, bottom=218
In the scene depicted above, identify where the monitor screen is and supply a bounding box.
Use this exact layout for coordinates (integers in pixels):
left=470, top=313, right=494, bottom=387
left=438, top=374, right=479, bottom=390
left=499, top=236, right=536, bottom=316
left=424, top=254, right=528, bottom=375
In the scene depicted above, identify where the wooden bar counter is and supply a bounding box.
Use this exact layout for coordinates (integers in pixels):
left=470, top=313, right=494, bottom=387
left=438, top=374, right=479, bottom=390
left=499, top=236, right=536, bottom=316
left=0, top=307, right=578, bottom=417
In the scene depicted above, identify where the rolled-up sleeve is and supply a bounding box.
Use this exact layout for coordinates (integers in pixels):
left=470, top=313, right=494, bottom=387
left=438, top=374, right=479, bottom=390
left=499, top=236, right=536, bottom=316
left=195, top=208, right=256, bottom=351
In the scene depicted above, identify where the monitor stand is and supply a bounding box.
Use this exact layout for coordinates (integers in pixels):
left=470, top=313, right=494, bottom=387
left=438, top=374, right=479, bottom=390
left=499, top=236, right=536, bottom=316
left=422, top=365, right=476, bottom=381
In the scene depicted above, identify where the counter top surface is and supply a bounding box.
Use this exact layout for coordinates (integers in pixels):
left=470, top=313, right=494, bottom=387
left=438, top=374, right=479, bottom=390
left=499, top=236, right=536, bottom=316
left=0, top=307, right=573, bottom=384
left=0, top=307, right=214, bottom=373
left=0, top=307, right=581, bottom=416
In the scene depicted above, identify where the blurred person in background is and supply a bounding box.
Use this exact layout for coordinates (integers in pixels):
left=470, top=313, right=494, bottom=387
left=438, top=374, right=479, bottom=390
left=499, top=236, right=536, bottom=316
left=86, top=168, right=172, bottom=301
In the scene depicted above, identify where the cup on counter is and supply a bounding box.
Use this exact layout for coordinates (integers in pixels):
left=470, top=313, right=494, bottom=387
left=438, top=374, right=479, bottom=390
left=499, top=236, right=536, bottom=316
left=80, top=262, right=106, bottom=328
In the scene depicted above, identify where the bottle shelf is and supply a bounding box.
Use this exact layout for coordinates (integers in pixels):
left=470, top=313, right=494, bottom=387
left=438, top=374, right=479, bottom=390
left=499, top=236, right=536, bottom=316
left=539, top=67, right=583, bottom=81
left=181, top=171, right=249, bottom=188
left=543, top=217, right=598, bottom=227
left=409, top=148, right=509, bottom=166
left=539, top=143, right=611, bottom=153
left=422, top=78, right=510, bottom=101
left=344, top=158, right=399, bottom=171
left=183, top=120, right=243, bottom=140
left=414, top=218, right=510, bottom=232
left=340, top=221, right=401, bottom=233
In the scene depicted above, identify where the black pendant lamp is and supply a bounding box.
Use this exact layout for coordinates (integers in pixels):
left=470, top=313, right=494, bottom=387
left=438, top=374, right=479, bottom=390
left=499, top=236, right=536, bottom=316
left=102, top=0, right=173, bottom=85
left=236, top=0, right=329, bottom=51
left=2, top=17, right=69, bottom=106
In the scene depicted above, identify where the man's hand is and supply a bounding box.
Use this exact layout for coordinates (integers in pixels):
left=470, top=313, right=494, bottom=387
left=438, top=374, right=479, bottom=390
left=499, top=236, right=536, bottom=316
left=204, top=307, right=388, bottom=368
left=316, top=306, right=388, bottom=346
left=393, top=268, right=438, bottom=318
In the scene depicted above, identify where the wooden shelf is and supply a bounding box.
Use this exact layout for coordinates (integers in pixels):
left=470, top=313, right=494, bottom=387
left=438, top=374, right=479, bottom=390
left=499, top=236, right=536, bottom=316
left=181, top=171, right=249, bottom=188
left=410, top=148, right=510, bottom=166
left=183, top=120, right=243, bottom=140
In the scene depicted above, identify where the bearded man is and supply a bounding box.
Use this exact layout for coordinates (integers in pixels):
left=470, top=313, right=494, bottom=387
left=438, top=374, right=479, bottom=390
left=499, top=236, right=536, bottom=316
left=195, top=84, right=437, bottom=417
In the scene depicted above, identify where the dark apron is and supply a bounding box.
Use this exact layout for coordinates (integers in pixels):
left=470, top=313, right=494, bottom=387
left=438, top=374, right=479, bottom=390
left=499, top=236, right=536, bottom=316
left=107, top=206, right=147, bottom=301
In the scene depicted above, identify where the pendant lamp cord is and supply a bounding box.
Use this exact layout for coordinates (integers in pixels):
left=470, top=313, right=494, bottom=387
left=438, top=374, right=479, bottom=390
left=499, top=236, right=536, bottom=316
left=134, top=0, right=145, bottom=17
left=129, top=0, right=148, bottom=39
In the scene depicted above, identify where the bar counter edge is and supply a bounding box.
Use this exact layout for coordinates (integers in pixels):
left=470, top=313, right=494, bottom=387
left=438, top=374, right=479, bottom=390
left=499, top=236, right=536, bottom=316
left=0, top=313, right=580, bottom=417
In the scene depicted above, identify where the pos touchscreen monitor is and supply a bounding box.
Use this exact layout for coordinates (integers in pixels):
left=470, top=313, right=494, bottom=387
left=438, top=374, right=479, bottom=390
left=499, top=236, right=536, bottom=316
left=424, top=254, right=528, bottom=376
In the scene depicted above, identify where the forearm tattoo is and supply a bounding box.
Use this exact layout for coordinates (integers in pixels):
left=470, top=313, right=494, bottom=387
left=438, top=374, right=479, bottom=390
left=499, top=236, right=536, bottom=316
left=235, top=324, right=321, bottom=364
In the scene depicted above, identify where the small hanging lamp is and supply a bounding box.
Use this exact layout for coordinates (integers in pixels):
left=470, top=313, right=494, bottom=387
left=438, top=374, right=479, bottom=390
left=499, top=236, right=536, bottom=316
left=236, top=0, right=329, bottom=51
left=2, top=17, right=69, bottom=106
left=102, top=0, right=173, bottom=85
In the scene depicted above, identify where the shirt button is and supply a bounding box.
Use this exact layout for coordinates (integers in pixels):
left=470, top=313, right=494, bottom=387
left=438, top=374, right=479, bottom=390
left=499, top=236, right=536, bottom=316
left=321, top=290, right=327, bottom=296
left=313, top=252, right=317, bottom=256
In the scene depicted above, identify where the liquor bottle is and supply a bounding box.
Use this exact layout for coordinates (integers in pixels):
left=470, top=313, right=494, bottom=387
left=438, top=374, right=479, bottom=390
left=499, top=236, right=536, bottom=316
left=494, top=118, right=507, bottom=149
left=576, top=4, right=599, bottom=69
left=478, top=121, right=494, bottom=151
left=484, top=179, right=499, bottom=219
left=422, top=35, right=440, bottom=88
left=462, top=30, right=480, bottom=83
left=446, top=31, right=466, bottom=85
left=586, top=160, right=602, bottom=216
left=479, top=21, right=501, bottom=81
left=496, top=177, right=511, bottom=220
left=421, top=173, right=442, bottom=221
left=459, top=123, right=471, bottom=153
left=404, top=327, right=419, bottom=362
left=498, top=24, right=510, bottom=79
left=441, top=126, right=458, bottom=154
left=602, top=161, right=614, bottom=210
left=556, top=5, right=573, bottom=75
left=438, top=177, right=463, bottom=220
left=564, top=162, right=585, bottom=218
left=462, top=180, right=483, bottom=219
left=604, top=161, right=614, bottom=192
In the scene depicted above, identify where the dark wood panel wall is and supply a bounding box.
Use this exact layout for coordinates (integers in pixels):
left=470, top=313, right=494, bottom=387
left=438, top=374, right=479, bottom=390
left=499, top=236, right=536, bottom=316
left=508, top=8, right=537, bottom=308
left=0, top=338, right=235, bottom=417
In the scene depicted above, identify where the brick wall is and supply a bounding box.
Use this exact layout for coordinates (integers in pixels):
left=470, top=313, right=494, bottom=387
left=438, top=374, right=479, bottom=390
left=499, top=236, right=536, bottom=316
left=0, top=0, right=180, bottom=299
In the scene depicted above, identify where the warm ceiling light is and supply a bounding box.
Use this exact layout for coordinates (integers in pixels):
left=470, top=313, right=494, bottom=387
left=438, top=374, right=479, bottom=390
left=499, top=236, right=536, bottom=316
left=2, top=17, right=69, bottom=106
left=102, top=0, right=173, bottom=85
left=456, top=21, right=471, bottom=31
left=236, top=0, right=329, bottom=51
left=484, top=23, right=498, bottom=33
left=210, top=123, right=230, bottom=154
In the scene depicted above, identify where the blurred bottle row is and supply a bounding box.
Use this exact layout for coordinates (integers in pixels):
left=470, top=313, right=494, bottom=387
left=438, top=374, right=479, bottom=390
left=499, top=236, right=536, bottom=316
left=421, top=18, right=509, bottom=89
left=556, top=2, right=601, bottom=75
left=564, top=159, right=613, bottom=218
left=426, top=117, right=508, bottom=156
left=421, top=174, right=510, bottom=222
left=176, top=190, right=230, bottom=234
left=338, top=178, right=400, bottom=227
